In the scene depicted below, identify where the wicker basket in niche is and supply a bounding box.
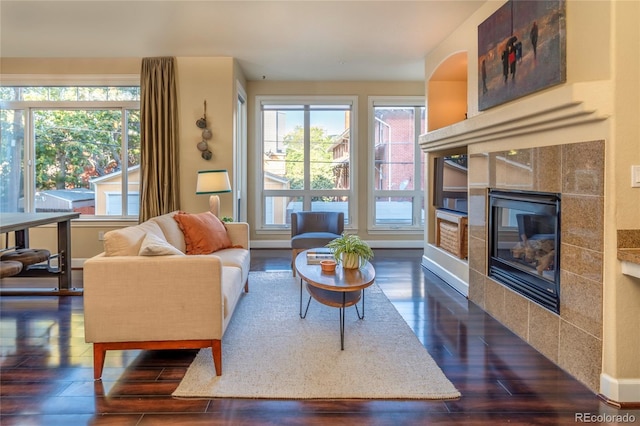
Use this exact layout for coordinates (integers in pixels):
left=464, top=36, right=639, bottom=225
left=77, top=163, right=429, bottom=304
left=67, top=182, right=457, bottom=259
left=435, top=211, right=468, bottom=259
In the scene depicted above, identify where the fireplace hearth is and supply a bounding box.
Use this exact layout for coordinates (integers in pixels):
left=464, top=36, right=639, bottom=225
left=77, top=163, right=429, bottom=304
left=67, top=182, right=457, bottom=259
left=488, top=190, right=561, bottom=314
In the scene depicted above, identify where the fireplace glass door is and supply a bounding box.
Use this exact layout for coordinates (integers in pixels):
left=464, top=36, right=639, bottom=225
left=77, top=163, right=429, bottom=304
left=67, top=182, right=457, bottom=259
left=488, top=190, right=560, bottom=313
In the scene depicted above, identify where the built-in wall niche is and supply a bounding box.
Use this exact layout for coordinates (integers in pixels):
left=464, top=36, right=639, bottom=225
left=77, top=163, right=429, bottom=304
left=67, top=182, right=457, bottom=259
left=433, top=153, right=469, bottom=260
left=433, top=154, right=468, bottom=214
left=427, top=52, right=467, bottom=132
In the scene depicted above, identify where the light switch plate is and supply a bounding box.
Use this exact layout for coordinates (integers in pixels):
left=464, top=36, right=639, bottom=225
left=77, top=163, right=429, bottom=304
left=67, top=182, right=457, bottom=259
left=632, top=165, right=640, bottom=188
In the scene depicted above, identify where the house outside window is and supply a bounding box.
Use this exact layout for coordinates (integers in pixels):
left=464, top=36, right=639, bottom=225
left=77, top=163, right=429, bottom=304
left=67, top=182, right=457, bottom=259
left=368, top=97, right=426, bottom=230
left=0, top=86, right=140, bottom=217
left=257, top=96, right=356, bottom=230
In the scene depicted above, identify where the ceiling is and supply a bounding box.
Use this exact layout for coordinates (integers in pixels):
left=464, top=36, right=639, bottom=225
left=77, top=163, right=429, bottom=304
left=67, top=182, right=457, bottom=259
left=0, top=1, right=484, bottom=81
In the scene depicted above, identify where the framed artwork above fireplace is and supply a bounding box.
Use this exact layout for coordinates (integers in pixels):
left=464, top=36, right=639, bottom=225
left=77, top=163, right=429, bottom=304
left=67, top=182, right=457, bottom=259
left=477, top=0, right=566, bottom=111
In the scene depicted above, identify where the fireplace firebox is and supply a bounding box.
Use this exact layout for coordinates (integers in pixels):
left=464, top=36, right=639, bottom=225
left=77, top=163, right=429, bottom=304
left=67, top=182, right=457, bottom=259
left=488, top=190, right=561, bottom=314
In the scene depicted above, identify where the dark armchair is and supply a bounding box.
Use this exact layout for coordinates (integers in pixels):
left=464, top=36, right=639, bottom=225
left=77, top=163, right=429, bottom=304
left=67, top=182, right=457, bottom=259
left=290, top=211, right=344, bottom=276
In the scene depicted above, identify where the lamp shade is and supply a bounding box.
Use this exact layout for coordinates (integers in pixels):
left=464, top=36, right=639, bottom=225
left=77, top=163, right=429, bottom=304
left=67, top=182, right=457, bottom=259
left=196, top=170, right=231, bottom=194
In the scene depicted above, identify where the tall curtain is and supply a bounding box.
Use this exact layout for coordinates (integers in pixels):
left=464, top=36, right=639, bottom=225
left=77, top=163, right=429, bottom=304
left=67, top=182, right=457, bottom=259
left=139, top=57, right=180, bottom=223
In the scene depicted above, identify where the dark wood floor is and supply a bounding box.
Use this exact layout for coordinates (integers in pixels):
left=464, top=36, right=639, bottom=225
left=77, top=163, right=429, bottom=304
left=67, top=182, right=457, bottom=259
left=1, top=249, right=637, bottom=425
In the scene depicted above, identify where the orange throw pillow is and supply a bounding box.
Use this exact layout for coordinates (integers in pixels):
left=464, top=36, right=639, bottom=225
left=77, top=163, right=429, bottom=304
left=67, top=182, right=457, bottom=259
left=173, top=211, right=232, bottom=255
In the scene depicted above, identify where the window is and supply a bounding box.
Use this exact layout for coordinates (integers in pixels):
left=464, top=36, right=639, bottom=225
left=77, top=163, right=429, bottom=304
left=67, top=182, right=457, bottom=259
left=369, top=97, right=425, bottom=229
left=0, top=86, right=140, bottom=217
left=257, top=96, right=356, bottom=230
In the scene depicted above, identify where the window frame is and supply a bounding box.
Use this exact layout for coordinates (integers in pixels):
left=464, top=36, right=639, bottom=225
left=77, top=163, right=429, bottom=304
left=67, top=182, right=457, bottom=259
left=0, top=79, right=140, bottom=219
left=254, top=95, right=358, bottom=233
left=367, top=96, right=426, bottom=232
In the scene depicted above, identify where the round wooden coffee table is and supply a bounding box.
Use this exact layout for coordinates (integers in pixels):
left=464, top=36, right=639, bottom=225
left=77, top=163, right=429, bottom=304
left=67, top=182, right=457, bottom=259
left=295, top=249, right=376, bottom=350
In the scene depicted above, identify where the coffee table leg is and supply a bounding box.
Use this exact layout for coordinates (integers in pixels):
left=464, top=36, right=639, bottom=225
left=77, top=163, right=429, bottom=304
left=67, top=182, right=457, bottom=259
left=299, top=279, right=312, bottom=319
left=355, top=289, right=365, bottom=320
left=340, top=293, right=346, bottom=350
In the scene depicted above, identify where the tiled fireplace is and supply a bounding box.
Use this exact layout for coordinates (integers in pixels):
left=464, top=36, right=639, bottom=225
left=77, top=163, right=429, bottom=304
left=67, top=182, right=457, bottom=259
left=488, top=189, right=561, bottom=314
left=467, top=140, right=605, bottom=392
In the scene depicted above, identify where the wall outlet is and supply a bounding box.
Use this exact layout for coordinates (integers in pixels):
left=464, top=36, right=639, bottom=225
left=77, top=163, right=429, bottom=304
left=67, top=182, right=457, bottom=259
left=98, top=231, right=105, bottom=241
left=632, top=165, right=640, bottom=188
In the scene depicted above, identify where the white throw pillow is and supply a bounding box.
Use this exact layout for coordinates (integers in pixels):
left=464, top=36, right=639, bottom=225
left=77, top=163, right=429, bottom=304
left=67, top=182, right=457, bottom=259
left=150, top=211, right=187, bottom=253
left=104, top=221, right=165, bottom=256
left=138, top=232, right=184, bottom=256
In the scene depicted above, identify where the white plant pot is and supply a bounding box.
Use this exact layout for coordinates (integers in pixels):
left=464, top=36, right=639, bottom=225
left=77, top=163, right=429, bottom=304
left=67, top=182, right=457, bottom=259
left=342, top=253, right=360, bottom=269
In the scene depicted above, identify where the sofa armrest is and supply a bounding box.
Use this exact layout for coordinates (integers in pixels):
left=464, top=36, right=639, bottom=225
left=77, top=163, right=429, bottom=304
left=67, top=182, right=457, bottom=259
left=225, top=222, right=249, bottom=249
left=83, top=254, right=225, bottom=343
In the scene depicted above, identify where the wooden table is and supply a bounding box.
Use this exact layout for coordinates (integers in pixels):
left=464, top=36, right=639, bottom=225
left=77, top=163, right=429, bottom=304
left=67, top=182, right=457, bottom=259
left=295, top=249, right=376, bottom=350
left=1, top=212, right=80, bottom=295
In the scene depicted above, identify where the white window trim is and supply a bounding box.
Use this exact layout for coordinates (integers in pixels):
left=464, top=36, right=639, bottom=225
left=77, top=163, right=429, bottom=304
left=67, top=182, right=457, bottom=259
left=0, top=74, right=140, bottom=86
left=367, top=96, right=425, bottom=232
left=1, top=79, right=140, bottom=219
left=233, top=80, right=248, bottom=223
left=254, top=95, right=358, bottom=233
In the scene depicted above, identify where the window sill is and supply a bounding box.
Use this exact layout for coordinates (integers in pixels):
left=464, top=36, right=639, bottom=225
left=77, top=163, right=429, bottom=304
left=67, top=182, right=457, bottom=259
left=367, top=227, right=424, bottom=235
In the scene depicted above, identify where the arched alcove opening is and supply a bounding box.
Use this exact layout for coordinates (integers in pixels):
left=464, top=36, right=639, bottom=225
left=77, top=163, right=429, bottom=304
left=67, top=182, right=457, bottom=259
left=427, top=52, right=468, bottom=132
left=422, top=52, right=470, bottom=296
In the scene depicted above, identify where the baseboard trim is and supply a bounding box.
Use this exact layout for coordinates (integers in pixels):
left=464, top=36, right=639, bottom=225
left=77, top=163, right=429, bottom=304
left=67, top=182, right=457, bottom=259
left=421, top=255, right=469, bottom=297
left=73, top=259, right=88, bottom=268
left=250, top=240, right=425, bottom=249
left=599, top=373, right=640, bottom=406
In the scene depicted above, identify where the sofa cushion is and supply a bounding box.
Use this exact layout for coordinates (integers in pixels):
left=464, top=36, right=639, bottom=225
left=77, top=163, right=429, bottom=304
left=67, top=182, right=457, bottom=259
left=104, top=221, right=165, bottom=256
left=221, top=266, right=243, bottom=322
left=213, top=248, right=251, bottom=283
left=138, top=232, right=184, bottom=256
left=174, top=211, right=232, bottom=255
left=291, top=232, right=342, bottom=249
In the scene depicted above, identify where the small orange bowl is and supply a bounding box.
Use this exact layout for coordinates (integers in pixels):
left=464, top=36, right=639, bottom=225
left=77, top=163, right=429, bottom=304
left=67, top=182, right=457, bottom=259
left=320, top=259, right=337, bottom=272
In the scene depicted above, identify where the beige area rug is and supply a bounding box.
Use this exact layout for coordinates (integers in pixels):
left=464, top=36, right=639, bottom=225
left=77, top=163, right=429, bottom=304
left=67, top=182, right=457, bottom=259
left=172, top=271, right=461, bottom=400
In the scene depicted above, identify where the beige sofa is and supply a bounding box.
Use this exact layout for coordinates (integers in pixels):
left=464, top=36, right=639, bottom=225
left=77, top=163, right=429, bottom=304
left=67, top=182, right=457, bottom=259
left=83, top=211, right=250, bottom=380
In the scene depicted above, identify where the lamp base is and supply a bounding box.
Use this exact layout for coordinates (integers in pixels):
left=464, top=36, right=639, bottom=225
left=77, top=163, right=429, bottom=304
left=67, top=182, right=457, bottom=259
left=208, top=195, right=221, bottom=217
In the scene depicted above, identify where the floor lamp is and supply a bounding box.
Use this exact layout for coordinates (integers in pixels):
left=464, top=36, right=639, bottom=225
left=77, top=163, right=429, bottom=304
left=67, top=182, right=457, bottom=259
left=196, top=169, right=231, bottom=217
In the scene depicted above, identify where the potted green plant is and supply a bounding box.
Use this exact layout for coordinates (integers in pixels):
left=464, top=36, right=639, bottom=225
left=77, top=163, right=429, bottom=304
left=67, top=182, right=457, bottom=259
left=325, top=233, right=374, bottom=269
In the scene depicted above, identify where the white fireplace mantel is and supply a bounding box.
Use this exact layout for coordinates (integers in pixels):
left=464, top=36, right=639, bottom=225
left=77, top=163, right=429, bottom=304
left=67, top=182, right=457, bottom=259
left=420, top=81, right=612, bottom=152
left=621, top=260, right=640, bottom=279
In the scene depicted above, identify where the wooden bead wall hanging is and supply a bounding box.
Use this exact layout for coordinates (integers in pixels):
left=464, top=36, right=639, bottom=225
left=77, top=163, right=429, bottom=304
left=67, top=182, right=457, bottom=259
left=196, top=100, right=213, bottom=160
